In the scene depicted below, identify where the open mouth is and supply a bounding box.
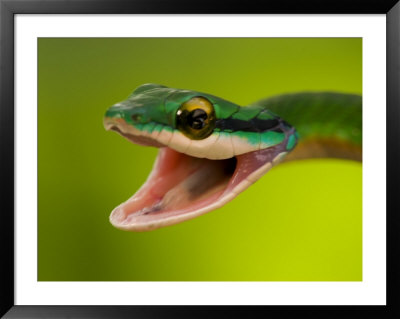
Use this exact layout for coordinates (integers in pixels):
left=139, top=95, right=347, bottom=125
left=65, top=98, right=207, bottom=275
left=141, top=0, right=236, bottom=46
left=105, top=120, right=287, bottom=231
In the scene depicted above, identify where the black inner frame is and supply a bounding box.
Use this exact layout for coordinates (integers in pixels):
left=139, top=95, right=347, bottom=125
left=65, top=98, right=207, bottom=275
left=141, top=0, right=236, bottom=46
left=1, top=0, right=399, bottom=318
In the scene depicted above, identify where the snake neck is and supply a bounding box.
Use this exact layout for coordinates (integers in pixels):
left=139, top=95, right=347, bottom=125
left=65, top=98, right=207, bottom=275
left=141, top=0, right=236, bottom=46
left=251, top=92, right=362, bottom=162
left=284, top=137, right=362, bottom=162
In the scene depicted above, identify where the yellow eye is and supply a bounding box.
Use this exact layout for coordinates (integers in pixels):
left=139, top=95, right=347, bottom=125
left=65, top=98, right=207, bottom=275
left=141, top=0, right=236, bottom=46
left=176, top=97, right=216, bottom=140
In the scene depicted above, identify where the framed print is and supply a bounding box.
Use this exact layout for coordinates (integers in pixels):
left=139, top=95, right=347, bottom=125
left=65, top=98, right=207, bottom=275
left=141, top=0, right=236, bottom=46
left=1, top=0, right=399, bottom=318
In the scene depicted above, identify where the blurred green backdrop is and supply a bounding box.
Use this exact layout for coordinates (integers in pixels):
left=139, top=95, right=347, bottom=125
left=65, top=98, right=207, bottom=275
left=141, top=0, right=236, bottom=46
left=38, top=38, right=362, bottom=281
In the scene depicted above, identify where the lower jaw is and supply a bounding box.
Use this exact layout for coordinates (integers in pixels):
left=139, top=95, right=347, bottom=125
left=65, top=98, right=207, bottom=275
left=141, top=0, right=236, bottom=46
left=109, top=145, right=287, bottom=232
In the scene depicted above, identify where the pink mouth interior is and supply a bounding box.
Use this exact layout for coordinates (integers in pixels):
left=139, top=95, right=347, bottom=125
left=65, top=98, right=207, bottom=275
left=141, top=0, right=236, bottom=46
left=110, top=146, right=280, bottom=230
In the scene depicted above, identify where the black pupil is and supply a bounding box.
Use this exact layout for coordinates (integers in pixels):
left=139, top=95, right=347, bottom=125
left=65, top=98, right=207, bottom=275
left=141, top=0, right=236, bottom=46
left=188, top=109, right=208, bottom=130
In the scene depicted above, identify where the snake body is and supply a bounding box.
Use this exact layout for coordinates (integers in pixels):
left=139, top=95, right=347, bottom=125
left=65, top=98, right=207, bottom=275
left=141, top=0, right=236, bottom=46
left=104, top=84, right=362, bottom=231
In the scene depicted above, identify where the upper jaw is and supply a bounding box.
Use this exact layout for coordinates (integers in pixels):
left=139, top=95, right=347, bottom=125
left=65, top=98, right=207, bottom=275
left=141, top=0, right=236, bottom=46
left=104, top=116, right=165, bottom=148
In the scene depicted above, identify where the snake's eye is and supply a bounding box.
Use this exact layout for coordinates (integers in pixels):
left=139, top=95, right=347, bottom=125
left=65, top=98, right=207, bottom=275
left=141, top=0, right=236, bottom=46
left=176, top=97, right=216, bottom=140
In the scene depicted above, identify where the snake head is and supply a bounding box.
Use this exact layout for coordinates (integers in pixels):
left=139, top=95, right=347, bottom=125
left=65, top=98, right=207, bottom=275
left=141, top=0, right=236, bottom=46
left=104, top=84, right=298, bottom=231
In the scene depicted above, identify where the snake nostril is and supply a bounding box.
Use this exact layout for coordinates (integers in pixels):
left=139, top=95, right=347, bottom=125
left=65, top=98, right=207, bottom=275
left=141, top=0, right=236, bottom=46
left=131, top=114, right=142, bottom=122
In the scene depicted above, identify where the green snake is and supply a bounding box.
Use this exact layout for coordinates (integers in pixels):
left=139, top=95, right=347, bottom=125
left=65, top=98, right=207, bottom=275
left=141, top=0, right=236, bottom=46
left=104, top=84, right=362, bottom=231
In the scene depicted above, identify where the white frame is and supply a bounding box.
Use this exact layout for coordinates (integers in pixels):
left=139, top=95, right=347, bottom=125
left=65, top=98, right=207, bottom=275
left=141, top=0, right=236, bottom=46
left=15, top=14, right=386, bottom=305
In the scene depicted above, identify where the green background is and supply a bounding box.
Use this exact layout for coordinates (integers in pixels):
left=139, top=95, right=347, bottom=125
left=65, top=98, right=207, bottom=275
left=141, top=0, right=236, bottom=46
left=38, top=38, right=362, bottom=281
